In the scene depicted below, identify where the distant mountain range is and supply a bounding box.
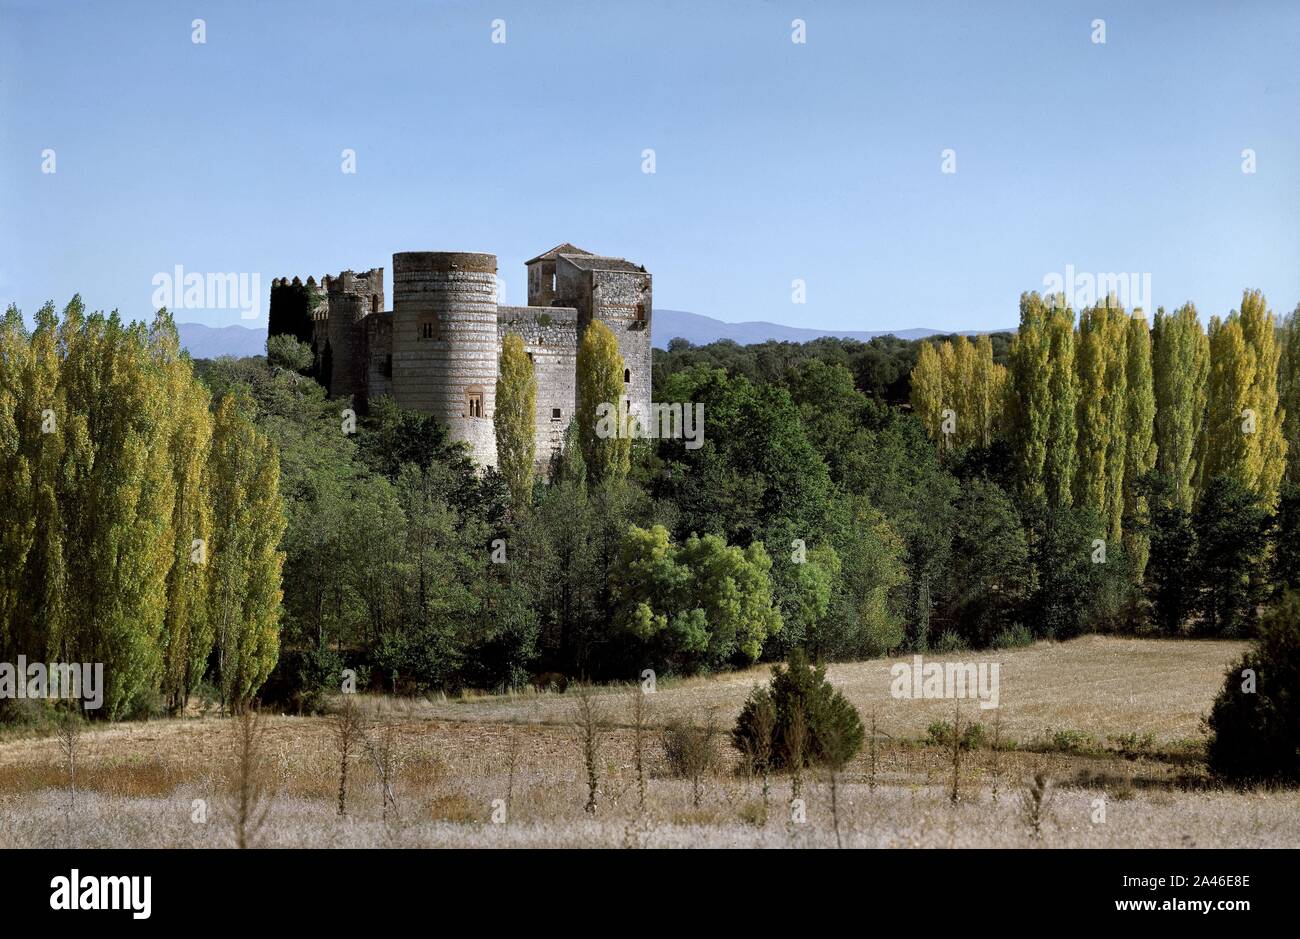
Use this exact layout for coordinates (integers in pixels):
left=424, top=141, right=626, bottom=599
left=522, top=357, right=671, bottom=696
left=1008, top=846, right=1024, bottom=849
left=177, top=322, right=269, bottom=359
left=176, top=311, right=1014, bottom=359
left=651, top=309, right=1015, bottom=348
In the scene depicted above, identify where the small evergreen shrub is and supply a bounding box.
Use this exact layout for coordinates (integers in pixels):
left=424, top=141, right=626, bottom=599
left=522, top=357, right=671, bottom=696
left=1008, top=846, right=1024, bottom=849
left=1207, top=590, right=1300, bottom=784
left=731, top=648, right=864, bottom=770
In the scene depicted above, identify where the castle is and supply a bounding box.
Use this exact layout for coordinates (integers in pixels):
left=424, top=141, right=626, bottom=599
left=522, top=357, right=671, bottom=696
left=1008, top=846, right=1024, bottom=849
left=269, top=245, right=653, bottom=469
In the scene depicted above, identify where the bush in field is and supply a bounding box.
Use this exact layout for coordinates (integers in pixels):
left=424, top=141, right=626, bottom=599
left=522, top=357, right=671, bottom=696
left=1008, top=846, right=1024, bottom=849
left=1206, top=590, right=1300, bottom=784
left=731, top=648, right=863, bottom=770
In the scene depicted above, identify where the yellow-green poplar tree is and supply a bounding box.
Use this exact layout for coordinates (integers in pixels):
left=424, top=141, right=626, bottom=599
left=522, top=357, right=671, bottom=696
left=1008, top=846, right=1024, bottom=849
left=151, top=309, right=215, bottom=713
left=207, top=393, right=286, bottom=712
left=1010, top=292, right=1052, bottom=504
left=494, top=332, right=537, bottom=515
left=1202, top=315, right=1255, bottom=491
left=1044, top=299, right=1079, bottom=509
left=576, top=320, right=630, bottom=483
left=1152, top=304, right=1209, bottom=512
left=1280, top=305, right=1300, bottom=483
left=1237, top=290, right=1287, bottom=505
left=1123, top=312, right=1156, bottom=577
left=909, top=340, right=945, bottom=445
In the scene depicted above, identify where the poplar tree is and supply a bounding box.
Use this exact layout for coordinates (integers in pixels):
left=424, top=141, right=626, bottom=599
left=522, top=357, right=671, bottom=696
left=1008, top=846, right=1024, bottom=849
left=1237, top=290, right=1287, bottom=506
left=1043, top=299, right=1079, bottom=509
left=207, top=393, right=286, bottom=712
left=1203, top=292, right=1287, bottom=506
left=1074, top=303, right=1110, bottom=516
left=1280, top=305, right=1300, bottom=483
left=909, top=340, right=945, bottom=444
left=1010, top=292, right=1052, bottom=504
left=1203, top=315, right=1254, bottom=491
left=494, top=332, right=537, bottom=515
left=576, top=320, right=630, bottom=483
left=151, top=309, right=214, bottom=713
left=1, top=299, right=287, bottom=718
left=1152, top=304, right=1209, bottom=512
left=951, top=336, right=975, bottom=446
left=1123, top=312, right=1156, bottom=578
left=1100, top=304, right=1130, bottom=543
left=59, top=308, right=175, bottom=716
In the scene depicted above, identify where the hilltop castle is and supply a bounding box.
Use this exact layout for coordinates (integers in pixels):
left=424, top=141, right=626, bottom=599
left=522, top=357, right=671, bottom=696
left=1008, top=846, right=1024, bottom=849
left=269, top=245, right=653, bottom=469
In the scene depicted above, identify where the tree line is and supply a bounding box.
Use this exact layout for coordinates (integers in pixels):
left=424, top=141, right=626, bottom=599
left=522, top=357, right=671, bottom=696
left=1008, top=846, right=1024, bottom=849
left=0, top=300, right=284, bottom=718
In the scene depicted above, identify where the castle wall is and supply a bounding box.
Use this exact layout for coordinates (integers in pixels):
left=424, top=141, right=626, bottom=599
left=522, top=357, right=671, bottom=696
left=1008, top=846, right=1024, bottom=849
left=556, top=259, right=653, bottom=424
left=275, top=247, right=651, bottom=475
left=497, top=306, right=579, bottom=467
left=364, top=313, right=394, bottom=401
left=392, top=252, right=499, bottom=467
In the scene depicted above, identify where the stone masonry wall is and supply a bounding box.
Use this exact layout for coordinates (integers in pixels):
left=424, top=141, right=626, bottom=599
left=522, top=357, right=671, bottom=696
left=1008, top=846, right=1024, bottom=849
left=497, top=306, right=579, bottom=467
left=392, top=252, right=499, bottom=467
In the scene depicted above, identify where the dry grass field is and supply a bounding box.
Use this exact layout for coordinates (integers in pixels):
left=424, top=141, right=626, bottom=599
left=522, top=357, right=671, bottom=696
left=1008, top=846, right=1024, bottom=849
left=2, top=635, right=1297, bottom=849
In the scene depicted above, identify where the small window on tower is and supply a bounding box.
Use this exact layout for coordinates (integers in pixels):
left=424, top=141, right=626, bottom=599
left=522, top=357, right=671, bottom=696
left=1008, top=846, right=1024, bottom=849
left=467, top=391, right=484, bottom=418
left=551, top=408, right=562, bottom=421
left=624, top=368, right=631, bottom=384
left=371, top=294, right=379, bottom=314
left=420, top=321, right=434, bottom=340
left=383, top=354, right=392, bottom=378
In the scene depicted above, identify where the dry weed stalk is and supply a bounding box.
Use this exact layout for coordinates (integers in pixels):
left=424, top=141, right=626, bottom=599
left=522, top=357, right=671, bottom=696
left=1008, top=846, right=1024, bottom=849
left=629, top=688, right=649, bottom=813
left=868, top=707, right=878, bottom=793
left=505, top=729, right=521, bottom=812
left=1020, top=771, right=1054, bottom=839
left=363, top=716, right=401, bottom=825
left=227, top=707, right=275, bottom=848
left=949, top=702, right=962, bottom=806
left=989, top=709, right=1002, bottom=803
left=332, top=694, right=363, bottom=818
left=58, top=702, right=80, bottom=844
left=573, top=685, right=603, bottom=814
left=662, top=709, right=719, bottom=810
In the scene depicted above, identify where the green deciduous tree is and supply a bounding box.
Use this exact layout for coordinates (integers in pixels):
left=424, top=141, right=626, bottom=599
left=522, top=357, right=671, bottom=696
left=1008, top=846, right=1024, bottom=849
left=610, top=523, right=781, bottom=672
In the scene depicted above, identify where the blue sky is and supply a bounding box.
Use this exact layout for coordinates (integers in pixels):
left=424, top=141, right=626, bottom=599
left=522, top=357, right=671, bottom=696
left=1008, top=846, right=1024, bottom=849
left=2, top=0, right=1297, bottom=333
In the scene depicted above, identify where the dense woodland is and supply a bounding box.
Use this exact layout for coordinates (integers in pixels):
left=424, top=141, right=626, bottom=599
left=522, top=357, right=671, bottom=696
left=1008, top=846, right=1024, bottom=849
left=2, top=291, right=1299, bottom=718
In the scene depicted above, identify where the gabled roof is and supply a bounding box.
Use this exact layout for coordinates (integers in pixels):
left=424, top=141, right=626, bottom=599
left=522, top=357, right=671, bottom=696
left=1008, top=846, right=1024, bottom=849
left=525, top=243, right=593, bottom=265
left=555, top=253, right=645, bottom=274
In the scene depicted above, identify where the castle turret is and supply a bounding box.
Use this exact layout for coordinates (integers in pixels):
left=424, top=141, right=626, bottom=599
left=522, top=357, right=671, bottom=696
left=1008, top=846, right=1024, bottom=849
left=392, top=251, right=500, bottom=467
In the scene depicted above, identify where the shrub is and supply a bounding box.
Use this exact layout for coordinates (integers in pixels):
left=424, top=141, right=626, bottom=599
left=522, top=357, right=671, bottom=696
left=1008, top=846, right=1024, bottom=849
left=991, top=624, right=1033, bottom=649
left=926, top=719, right=986, bottom=750
left=1206, top=590, right=1300, bottom=784
left=661, top=719, right=719, bottom=779
left=731, top=648, right=863, bottom=770
left=259, top=643, right=349, bottom=715
left=1044, top=728, right=1098, bottom=754
left=933, top=630, right=967, bottom=653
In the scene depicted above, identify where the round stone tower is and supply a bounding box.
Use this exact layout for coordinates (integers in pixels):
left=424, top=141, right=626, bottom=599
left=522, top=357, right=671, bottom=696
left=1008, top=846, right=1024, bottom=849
left=391, top=251, right=500, bottom=467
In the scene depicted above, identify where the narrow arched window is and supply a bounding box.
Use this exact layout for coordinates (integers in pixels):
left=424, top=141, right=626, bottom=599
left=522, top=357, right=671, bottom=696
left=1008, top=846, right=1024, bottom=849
left=623, top=368, right=631, bottom=384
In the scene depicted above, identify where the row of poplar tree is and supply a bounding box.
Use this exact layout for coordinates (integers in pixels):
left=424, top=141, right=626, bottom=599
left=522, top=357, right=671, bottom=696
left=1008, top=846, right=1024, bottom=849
left=0, top=299, right=285, bottom=719
left=911, top=289, right=1300, bottom=584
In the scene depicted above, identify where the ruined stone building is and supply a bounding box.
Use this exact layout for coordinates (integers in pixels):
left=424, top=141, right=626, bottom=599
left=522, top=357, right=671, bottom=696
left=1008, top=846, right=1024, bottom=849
left=268, top=245, right=653, bottom=469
